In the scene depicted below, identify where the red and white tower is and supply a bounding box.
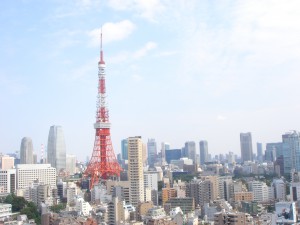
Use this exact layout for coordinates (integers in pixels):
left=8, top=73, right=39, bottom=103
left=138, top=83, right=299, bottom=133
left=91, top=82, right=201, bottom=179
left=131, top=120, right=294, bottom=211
left=84, top=32, right=122, bottom=189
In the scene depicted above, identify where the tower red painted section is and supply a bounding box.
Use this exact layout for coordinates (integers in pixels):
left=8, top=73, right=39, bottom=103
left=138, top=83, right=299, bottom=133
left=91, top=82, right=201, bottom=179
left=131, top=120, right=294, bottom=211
left=84, top=33, right=121, bottom=189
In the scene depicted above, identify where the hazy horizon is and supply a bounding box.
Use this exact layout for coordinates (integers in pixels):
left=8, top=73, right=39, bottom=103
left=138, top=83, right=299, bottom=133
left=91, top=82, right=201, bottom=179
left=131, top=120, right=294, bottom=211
left=1, top=1, right=300, bottom=161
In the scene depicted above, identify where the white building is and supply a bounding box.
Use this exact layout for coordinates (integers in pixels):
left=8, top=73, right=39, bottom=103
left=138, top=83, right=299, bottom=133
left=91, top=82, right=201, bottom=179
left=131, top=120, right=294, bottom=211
left=75, top=197, right=91, bottom=216
left=248, top=181, right=269, bottom=202
left=0, top=203, right=12, bottom=221
left=0, top=169, right=16, bottom=194
left=16, top=164, right=56, bottom=189
left=128, top=136, right=144, bottom=207
left=272, top=179, right=286, bottom=201
left=91, top=183, right=112, bottom=204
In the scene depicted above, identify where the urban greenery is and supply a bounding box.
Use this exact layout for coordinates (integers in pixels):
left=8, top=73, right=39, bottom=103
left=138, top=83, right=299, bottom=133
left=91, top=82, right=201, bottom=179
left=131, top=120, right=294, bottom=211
left=3, top=194, right=41, bottom=224
left=50, top=203, right=66, bottom=213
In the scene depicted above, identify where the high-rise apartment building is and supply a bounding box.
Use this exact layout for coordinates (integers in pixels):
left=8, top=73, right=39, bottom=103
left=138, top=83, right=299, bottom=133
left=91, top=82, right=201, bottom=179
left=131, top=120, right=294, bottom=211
left=121, top=139, right=128, bottom=160
left=199, top=140, right=208, bottom=165
left=147, top=139, right=157, bottom=167
left=47, top=125, right=66, bottom=172
left=282, top=131, right=300, bottom=174
left=184, top=141, right=196, bottom=164
left=128, top=136, right=144, bottom=207
left=240, top=132, right=253, bottom=162
left=20, top=137, right=34, bottom=164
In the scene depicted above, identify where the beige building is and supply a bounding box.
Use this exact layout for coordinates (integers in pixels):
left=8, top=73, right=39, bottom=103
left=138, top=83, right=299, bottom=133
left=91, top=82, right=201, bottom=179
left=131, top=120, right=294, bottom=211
left=0, top=155, right=14, bottom=170
left=201, top=175, right=219, bottom=200
left=136, top=201, right=154, bottom=221
left=128, top=136, right=144, bottom=207
left=106, top=180, right=130, bottom=203
left=234, top=192, right=254, bottom=202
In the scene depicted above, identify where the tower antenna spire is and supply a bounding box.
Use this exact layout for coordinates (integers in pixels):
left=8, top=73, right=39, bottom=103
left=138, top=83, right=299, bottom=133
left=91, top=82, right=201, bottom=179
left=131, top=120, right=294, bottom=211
left=100, top=27, right=105, bottom=64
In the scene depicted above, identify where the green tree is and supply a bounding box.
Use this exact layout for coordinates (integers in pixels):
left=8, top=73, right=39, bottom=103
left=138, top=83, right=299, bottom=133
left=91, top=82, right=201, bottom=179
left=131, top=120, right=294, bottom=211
left=4, top=194, right=27, bottom=212
left=50, top=203, right=66, bottom=213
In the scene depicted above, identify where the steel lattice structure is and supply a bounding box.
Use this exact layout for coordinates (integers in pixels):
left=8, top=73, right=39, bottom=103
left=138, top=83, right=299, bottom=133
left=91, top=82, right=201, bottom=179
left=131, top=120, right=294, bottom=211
left=84, top=33, right=122, bottom=189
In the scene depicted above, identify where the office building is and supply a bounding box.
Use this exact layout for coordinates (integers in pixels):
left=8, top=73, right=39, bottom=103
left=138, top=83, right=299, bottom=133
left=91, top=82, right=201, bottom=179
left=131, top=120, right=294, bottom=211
left=121, top=139, right=128, bottom=160
left=282, top=131, right=300, bottom=174
left=248, top=181, right=269, bottom=202
left=128, top=136, right=144, bottom=207
left=200, top=140, right=208, bottom=165
left=184, top=141, right=196, bottom=164
left=16, top=164, right=56, bottom=189
left=47, top=125, right=66, bottom=172
left=161, top=142, right=170, bottom=164
left=147, top=139, right=157, bottom=167
left=165, top=149, right=181, bottom=164
left=240, top=132, right=253, bottom=162
left=144, top=171, right=158, bottom=204
left=272, top=179, right=286, bottom=201
left=66, top=154, right=76, bottom=175
left=0, top=169, right=16, bottom=194
left=20, top=137, right=34, bottom=164
left=257, top=142, right=263, bottom=162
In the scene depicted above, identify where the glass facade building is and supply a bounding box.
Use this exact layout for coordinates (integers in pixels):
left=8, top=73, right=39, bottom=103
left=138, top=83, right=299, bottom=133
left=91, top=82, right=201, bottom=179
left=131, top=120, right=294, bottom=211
left=47, top=125, right=66, bottom=173
left=200, top=140, right=208, bottom=165
left=282, top=131, right=300, bottom=174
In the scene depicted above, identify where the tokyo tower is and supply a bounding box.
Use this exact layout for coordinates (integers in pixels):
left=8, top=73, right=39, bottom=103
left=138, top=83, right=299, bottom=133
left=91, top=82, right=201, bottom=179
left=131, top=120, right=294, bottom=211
left=84, top=32, right=122, bottom=189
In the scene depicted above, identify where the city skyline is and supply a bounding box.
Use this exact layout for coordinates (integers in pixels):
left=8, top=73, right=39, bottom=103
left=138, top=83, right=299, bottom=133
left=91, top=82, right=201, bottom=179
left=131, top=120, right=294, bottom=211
left=1, top=1, right=300, bottom=161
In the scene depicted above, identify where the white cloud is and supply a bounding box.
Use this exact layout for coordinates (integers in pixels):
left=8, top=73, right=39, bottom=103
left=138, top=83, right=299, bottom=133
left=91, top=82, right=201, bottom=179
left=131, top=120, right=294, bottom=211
left=87, top=20, right=136, bottom=46
left=133, top=41, right=157, bottom=59
left=217, top=115, right=227, bottom=121
left=131, top=74, right=143, bottom=82
left=107, top=0, right=165, bottom=22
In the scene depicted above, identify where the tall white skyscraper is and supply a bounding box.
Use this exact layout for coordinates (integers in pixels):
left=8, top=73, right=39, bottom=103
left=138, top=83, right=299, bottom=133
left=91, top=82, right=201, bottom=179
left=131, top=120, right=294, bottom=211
left=20, top=137, right=34, bottom=164
left=47, top=125, right=66, bottom=172
left=128, top=136, right=144, bottom=207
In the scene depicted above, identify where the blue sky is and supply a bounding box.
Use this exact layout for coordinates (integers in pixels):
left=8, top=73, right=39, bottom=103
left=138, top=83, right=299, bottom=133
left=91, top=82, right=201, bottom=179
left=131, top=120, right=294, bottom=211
left=1, top=0, right=300, bottom=161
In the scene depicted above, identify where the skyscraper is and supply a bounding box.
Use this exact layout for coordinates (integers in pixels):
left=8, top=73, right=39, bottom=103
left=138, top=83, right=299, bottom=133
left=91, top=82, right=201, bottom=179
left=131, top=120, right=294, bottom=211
left=147, top=139, right=157, bottom=167
left=121, top=139, right=128, bottom=160
left=282, top=131, right=300, bottom=174
left=47, top=125, right=66, bottom=172
left=256, top=142, right=263, bottom=162
left=128, top=136, right=144, bottom=207
left=20, top=137, right=34, bottom=164
left=184, top=141, right=196, bottom=164
left=161, top=142, right=170, bottom=164
left=199, top=140, right=208, bottom=165
left=240, top=132, right=253, bottom=162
